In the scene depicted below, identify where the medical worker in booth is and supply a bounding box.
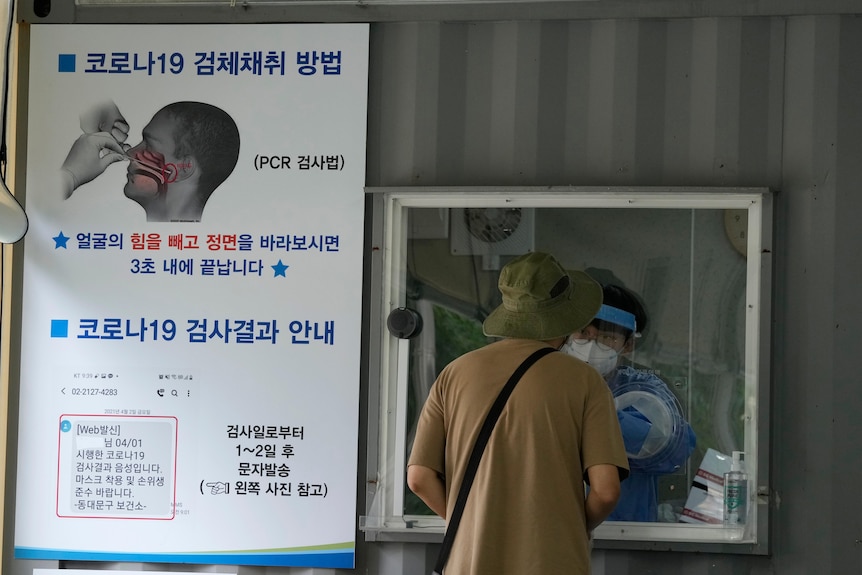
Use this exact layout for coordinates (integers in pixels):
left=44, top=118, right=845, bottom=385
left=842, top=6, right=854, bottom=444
left=562, top=282, right=696, bottom=522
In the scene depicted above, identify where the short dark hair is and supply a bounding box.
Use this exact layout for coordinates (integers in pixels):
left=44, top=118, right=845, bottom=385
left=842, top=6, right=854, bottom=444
left=159, top=101, right=240, bottom=200
left=595, top=283, right=648, bottom=339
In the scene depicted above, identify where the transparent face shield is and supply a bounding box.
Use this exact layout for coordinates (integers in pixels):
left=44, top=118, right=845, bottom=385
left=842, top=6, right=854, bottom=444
left=566, top=306, right=688, bottom=470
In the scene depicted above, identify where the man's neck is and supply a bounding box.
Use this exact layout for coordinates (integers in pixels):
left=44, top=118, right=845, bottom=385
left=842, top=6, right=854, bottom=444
left=543, top=336, right=568, bottom=350
left=145, top=180, right=204, bottom=222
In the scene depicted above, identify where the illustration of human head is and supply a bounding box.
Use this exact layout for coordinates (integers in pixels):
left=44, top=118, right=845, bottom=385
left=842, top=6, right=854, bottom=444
left=124, top=101, right=240, bottom=222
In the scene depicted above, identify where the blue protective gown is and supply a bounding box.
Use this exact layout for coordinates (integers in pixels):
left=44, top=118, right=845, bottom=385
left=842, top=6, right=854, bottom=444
left=605, top=365, right=697, bottom=522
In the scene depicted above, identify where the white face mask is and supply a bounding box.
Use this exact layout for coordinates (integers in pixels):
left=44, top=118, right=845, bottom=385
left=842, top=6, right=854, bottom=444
left=561, top=339, right=619, bottom=378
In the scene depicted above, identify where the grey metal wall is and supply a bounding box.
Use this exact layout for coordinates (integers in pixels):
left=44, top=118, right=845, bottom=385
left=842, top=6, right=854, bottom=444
left=365, top=14, right=862, bottom=575
left=6, top=9, right=862, bottom=575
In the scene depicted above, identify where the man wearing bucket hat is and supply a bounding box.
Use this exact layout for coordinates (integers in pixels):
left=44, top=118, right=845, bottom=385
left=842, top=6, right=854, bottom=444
left=562, top=283, right=696, bottom=522
left=408, top=251, right=629, bottom=575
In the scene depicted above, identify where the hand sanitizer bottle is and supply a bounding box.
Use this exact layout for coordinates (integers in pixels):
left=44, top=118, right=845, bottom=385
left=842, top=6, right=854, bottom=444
left=723, top=451, right=748, bottom=528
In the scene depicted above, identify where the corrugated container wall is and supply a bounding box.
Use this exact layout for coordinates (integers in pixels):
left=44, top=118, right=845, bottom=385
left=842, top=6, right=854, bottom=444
left=7, top=12, right=862, bottom=575
left=363, top=15, right=861, bottom=575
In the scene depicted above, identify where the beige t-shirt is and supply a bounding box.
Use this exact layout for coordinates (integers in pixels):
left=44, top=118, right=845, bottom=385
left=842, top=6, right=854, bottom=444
left=408, top=338, right=629, bottom=575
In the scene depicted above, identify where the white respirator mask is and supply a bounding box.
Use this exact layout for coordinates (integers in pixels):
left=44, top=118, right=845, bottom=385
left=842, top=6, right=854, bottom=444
left=561, top=339, right=619, bottom=378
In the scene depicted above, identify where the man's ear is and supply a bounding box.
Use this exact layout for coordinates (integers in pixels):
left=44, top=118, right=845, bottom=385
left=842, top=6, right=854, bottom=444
left=622, top=336, right=636, bottom=355
left=168, top=155, right=198, bottom=183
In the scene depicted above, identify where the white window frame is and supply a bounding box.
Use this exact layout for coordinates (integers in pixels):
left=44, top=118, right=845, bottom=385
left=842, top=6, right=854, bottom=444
left=362, top=186, right=772, bottom=554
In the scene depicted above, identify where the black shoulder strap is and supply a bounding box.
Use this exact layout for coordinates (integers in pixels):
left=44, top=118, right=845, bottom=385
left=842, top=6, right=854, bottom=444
left=433, top=346, right=555, bottom=575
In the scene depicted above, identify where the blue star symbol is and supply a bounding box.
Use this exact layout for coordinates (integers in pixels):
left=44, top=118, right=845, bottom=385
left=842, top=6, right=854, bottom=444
left=53, top=232, right=70, bottom=249
left=272, top=259, right=289, bottom=277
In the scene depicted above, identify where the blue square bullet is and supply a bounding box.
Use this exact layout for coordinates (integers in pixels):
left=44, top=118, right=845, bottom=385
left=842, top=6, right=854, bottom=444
left=58, top=54, right=76, bottom=73
left=50, top=319, right=69, bottom=338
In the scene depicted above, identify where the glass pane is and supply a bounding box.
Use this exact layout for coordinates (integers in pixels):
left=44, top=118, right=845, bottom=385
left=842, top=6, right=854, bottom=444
left=401, top=205, right=748, bottom=526
left=404, top=303, right=494, bottom=515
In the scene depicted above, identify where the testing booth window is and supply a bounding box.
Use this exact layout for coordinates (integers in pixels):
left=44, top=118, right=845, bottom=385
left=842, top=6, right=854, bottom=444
left=363, top=187, right=772, bottom=553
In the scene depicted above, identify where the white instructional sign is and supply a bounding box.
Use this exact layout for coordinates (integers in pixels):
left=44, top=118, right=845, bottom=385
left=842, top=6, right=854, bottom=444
left=15, top=24, right=368, bottom=569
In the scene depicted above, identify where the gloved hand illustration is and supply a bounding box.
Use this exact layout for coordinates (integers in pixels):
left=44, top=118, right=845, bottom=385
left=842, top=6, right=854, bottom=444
left=79, top=100, right=130, bottom=144
left=60, top=132, right=127, bottom=197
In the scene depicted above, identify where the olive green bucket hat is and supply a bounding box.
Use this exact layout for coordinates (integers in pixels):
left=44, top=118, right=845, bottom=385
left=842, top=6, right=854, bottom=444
left=482, top=252, right=603, bottom=340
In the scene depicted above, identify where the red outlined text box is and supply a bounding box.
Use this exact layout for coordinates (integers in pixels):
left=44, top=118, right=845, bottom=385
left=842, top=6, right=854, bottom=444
left=56, top=414, right=178, bottom=520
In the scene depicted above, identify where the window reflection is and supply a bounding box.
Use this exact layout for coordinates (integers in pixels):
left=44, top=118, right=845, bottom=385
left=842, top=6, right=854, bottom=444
left=402, top=206, right=748, bottom=523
